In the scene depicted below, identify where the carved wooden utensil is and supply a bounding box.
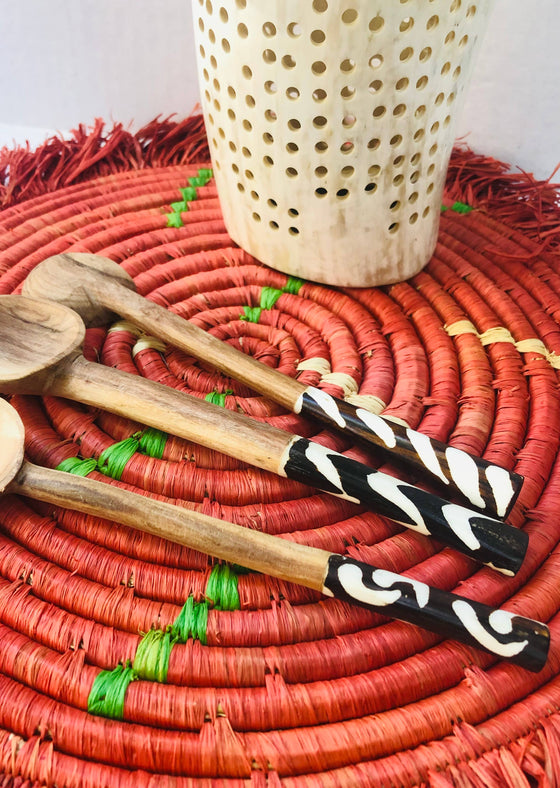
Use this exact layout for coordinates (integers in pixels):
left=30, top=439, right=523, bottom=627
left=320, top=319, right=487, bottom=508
left=0, top=294, right=527, bottom=574
left=22, top=252, right=523, bottom=518
left=0, top=397, right=549, bottom=672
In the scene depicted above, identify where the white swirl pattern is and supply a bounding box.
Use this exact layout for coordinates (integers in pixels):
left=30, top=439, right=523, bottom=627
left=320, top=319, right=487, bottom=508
left=296, top=387, right=519, bottom=519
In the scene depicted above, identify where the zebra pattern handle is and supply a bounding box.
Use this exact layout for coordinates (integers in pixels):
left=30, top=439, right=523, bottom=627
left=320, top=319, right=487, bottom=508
left=295, top=387, right=523, bottom=519
left=283, top=437, right=528, bottom=576
left=323, top=555, right=549, bottom=672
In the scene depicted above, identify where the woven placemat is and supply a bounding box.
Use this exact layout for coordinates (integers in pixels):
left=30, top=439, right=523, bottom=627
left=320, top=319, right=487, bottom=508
left=0, top=118, right=560, bottom=786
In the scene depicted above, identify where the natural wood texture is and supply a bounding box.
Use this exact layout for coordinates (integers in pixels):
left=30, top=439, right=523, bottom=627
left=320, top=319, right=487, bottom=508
left=52, top=354, right=294, bottom=475
left=23, top=252, right=136, bottom=326
left=22, top=253, right=305, bottom=411
left=0, top=396, right=24, bottom=493
left=0, top=295, right=294, bottom=475
left=0, top=295, right=85, bottom=394
left=13, top=461, right=330, bottom=589
left=0, top=398, right=329, bottom=589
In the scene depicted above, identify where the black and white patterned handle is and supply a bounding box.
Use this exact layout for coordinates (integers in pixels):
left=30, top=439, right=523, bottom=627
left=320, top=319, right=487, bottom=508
left=323, top=554, right=549, bottom=672
left=295, top=388, right=523, bottom=519
left=283, top=437, right=528, bottom=576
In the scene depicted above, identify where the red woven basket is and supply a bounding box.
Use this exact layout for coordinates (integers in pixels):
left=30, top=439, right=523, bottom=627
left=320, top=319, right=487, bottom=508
left=1, top=115, right=560, bottom=787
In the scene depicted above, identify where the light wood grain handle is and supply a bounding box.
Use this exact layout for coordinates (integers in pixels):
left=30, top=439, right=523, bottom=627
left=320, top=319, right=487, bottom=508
left=10, top=460, right=327, bottom=588
left=9, top=460, right=549, bottom=672
left=45, top=353, right=528, bottom=575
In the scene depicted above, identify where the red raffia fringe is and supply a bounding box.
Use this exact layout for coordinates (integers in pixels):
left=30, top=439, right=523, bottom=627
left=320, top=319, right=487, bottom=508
left=1, top=116, right=559, bottom=255
left=0, top=114, right=209, bottom=208
left=446, top=143, right=560, bottom=254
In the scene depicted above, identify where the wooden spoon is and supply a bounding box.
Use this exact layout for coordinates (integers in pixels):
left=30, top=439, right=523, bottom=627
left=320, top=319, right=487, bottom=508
left=0, top=397, right=549, bottom=672
left=22, top=252, right=523, bottom=518
left=0, top=294, right=527, bottom=575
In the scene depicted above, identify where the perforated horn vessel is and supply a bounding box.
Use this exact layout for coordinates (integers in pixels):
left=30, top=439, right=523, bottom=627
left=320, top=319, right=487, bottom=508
left=192, top=0, right=494, bottom=286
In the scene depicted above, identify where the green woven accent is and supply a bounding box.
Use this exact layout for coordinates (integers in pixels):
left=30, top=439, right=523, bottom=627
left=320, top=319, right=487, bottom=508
left=97, top=436, right=139, bottom=480
left=241, top=279, right=306, bottom=321
left=166, top=212, right=184, bottom=228
left=56, top=456, right=97, bottom=477
left=169, top=170, right=212, bottom=226
left=205, top=390, right=234, bottom=407
left=96, top=428, right=167, bottom=479
left=283, top=276, right=305, bottom=295
left=87, top=664, right=136, bottom=719
left=170, top=199, right=189, bottom=213
left=132, top=628, right=174, bottom=683
left=205, top=564, right=241, bottom=611
left=171, top=596, right=209, bottom=645
left=260, top=286, right=284, bottom=310
left=241, top=306, right=262, bottom=323
left=441, top=201, right=473, bottom=214
left=180, top=186, right=198, bottom=201
left=188, top=175, right=208, bottom=187
left=451, top=200, right=473, bottom=214
left=137, top=427, right=167, bottom=459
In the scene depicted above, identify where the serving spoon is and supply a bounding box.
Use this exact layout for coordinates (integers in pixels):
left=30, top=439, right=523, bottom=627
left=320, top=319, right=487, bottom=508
left=0, top=294, right=527, bottom=574
left=22, top=253, right=523, bottom=519
left=0, top=397, right=549, bottom=672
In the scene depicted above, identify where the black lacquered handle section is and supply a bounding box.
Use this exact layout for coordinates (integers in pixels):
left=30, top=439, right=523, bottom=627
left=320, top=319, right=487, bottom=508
left=324, top=555, right=549, bottom=672
left=283, top=437, right=527, bottom=575
left=296, top=387, right=523, bottom=519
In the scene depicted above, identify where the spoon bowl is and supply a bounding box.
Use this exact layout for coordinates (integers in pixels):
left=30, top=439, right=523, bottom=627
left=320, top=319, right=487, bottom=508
left=0, top=295, right=85, bottom=394
left=24, top=252, right=135, bottom=326
left=0, top=397, right=24, bottom=492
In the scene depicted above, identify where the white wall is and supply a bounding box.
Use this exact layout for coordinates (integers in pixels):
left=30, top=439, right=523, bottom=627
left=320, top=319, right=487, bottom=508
left=1, top=0, right=559, bottom=179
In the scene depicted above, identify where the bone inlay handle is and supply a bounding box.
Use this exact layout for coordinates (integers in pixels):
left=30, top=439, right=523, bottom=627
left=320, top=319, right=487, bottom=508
left=323, top=555, right=549, bottom=672
left=295, top=388, right=523, bottom=519
left=283, top=437, right=528, bottom=576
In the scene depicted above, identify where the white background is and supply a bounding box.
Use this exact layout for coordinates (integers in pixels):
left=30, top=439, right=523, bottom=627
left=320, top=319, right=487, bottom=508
left=1, top=0, right=559, bottom=179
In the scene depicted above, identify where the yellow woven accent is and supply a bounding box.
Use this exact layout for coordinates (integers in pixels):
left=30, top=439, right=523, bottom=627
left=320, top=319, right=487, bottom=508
left=320, top=373, right=359, bottom=397
left=445, top=321, right=560, bottom=368
left=108, top=320, right=143, bottom=336
left=382, top=414, right=411, bottom=428
left=296, top=357, right=332, bottom=375
left=132, top=336, right=167, bottom=357
left=515, top=339, right=560, bottom=368
left=478, top=327, right=516, bottom=346
left=444, top=320, right=478, bottom=337
left=345, top=394, right=387, bottom=414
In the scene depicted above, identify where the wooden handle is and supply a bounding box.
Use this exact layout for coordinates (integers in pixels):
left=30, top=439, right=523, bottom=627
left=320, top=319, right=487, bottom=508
left=10, top=460, right=550, bottom=672
left=50, top=352, right=292, bottom=476
left=24, top=256, right=523, bottom=518
left=45, top=353, right=528, bottom=574
left=10, top=459, right=328, bottom=589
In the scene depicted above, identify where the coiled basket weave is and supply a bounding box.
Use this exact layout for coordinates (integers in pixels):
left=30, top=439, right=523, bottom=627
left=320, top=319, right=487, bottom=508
left=0, top=115, right=560, bottom=786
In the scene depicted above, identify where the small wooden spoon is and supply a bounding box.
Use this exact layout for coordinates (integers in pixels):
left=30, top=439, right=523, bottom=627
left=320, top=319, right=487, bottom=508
left=0, top=294, right=527, bottom=575
left=22, top=252, right=523, bottom=518
left=0, top=397, right=549, bottom=672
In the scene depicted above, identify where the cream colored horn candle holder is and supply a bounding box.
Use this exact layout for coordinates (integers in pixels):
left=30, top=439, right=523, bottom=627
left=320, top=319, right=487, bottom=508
left=192, top=0, right=493, bottom=287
